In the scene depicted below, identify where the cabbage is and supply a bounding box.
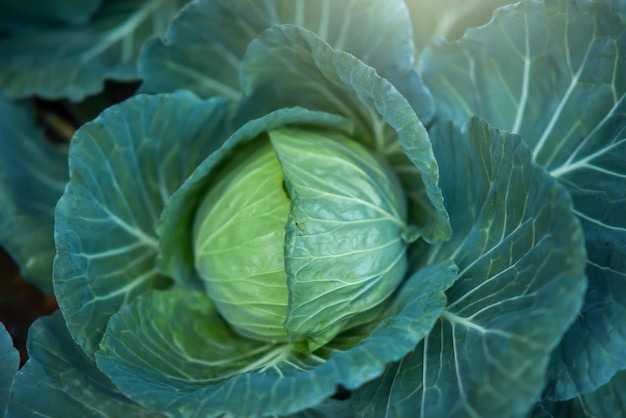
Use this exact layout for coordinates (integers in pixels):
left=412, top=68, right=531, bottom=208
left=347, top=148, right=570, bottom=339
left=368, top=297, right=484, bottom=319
left=193, top=129, right=411, bottom=349
left=2, top=0, right=624, bottom=417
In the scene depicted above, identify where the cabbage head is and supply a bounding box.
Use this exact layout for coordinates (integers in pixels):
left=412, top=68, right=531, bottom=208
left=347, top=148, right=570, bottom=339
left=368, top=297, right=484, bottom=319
left=193, top=128, right=413, bottom=350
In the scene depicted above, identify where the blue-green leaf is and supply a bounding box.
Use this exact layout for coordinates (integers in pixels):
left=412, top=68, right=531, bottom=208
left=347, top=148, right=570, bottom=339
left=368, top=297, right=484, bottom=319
left=139, top=0, right=431, bottom=119
left=421, top=0, right=626, bottom=399
left=0, top=0, right=101, bottom=27
left=577, top=370, right=626, bottom=417
left=54, top=91, right=233, bottom=355
left=241, top=24, right=450, bottom=243
left=6, top=312, right=159, bottom=418
left=353, top=119, right=587, bottom=418
left=0, top=0, right=185, bottom=101
left=96, top=262, right=456, bottom=417
left=406, top=0, right=517, bottom=54
left=288, top=399, right=354, bottom=418
left=0, top=97, right=68, bottom=294
left=527, top=403, right=558, bottom=418
left=533, top=370, right=626, bottom=418
left=0, top=322, right=19, bottom=416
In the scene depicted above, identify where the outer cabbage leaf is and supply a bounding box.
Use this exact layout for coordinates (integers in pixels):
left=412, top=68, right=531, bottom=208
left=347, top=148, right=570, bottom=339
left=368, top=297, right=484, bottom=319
left=157, top=107, right=354, bottom=287
left=0, top=0, right=185, bottom=101
left=240, top=25, right=450, bottom=244
left=0, top=0, right=101, bottom=27
left=577, top=371, right=626, bottom=417
left=54, top=91, right=233, bottom=355
left=96, top=262, right=456, bottom=417
left=532, top=370, right=626, bottom=418
left=421, top=0, right=626, bottom=399
left=0, top=322, right=19, bottom=416
left=526, top=403, right=558, bottom=418
left=6, top=312, right=159, bottom=418
left=288, top=399, right=354, bottom=418
left=0, top=97, right=68, bottom=294
left=138, top=0, right=433, bottom=121
left=406, top=0, right=517, bottom=55
left=353, top=119, right=587, bottom=418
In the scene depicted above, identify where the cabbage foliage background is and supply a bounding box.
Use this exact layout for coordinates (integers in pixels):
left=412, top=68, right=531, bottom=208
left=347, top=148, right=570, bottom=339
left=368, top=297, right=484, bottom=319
left=0, top=0, right=624, bottom=417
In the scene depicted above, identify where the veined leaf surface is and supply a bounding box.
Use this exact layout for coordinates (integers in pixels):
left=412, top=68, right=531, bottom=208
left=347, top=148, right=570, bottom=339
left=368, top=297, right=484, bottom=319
left=0, top=0, right=101, bottom=27
left=240, top=25, right=450, bottom=243
left=271, top=128, right=410, bottom=350
left=353, top=119, right=586, bottom=418
left=6, top=312, right=159, bottom=418
left=534, top=370, right=626, bottom=417
left=54, top=92, right=233, bottom=355
left=577, top=371, right=626, bottom=417
left=407, top=0, right=517, bottom=55
left=139, top=0, right=430, bottom=119
left=0, top=0, right=185, bottom=101
left=421, top=0, right=626, bottom=398
left=96, top=263, right=456, bottom=417
left=0, top=97, right=68, bottom=294
left=0, top=322, right=18, bottom=416
left=157, top=107, right=353, bottom=288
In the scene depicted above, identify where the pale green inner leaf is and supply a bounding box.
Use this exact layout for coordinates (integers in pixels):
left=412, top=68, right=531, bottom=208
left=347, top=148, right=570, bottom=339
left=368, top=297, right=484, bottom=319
left=193, top=141, right=291, bottom=342
left=271, top=127, right=410, bottom=351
